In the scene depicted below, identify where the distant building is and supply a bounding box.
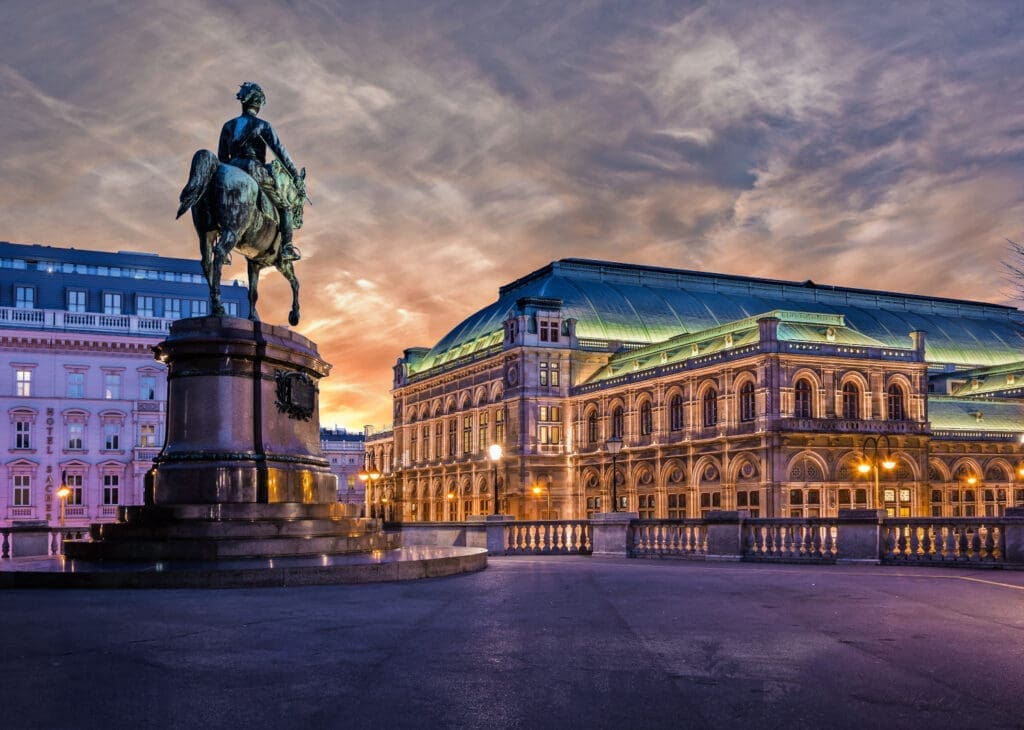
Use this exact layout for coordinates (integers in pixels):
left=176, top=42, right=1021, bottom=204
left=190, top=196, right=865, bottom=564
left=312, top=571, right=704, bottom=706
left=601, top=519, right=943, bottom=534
left=320, top=427, right=366, bottom=508
left=365, top=258, right=1024, bottom=522
left=0, top=241, right=249, bottom=529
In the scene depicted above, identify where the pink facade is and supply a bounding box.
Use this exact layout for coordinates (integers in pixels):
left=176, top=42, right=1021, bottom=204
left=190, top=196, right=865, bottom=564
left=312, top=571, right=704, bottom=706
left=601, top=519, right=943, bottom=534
left=1, top=318, right=167, bottom=529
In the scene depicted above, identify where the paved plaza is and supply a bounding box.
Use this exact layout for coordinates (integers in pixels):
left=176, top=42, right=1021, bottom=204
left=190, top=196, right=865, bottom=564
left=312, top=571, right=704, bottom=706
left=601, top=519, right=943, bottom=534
left=2, top=557, right=1024, bottom=729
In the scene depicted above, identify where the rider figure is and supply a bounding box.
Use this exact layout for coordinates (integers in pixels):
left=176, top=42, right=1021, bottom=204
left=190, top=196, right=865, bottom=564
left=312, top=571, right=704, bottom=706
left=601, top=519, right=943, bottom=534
left=218, top=82, right=304, bottom=262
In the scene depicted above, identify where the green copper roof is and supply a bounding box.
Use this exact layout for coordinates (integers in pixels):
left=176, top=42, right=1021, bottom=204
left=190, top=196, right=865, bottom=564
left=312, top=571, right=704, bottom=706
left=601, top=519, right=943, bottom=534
left=929, top=396, right=1024, bottom=433
left=409, top=259, right=1024, bottom=376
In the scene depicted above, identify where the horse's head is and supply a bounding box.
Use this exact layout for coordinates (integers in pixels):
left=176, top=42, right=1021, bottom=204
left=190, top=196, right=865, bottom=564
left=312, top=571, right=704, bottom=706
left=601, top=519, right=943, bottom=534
left=288, top=167, right=307, bottom=229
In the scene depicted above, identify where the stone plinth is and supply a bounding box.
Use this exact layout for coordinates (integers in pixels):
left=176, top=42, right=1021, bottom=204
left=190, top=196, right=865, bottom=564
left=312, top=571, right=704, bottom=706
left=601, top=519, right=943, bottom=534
left=151, top=317, right=336, bottom=504
left=835, top=509, right=885, bottom=564
left=704, top=510, right=744, bottom=561
left=590, top=512, right=637, bottom=557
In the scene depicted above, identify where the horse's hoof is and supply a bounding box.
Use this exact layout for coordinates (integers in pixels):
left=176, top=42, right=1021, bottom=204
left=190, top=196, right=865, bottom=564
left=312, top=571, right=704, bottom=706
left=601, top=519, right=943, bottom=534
left=289, top=311, right=300, bottom=326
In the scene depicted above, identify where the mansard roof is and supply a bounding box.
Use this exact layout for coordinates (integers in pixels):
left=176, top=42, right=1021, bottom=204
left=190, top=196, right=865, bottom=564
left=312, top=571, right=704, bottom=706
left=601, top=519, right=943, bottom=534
left=411, top=259, right=1024, bottom=375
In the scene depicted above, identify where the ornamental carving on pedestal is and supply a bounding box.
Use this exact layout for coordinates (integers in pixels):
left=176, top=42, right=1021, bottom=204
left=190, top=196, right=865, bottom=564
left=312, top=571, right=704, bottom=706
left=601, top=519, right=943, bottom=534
left=274, top=370, right=315, bottom=421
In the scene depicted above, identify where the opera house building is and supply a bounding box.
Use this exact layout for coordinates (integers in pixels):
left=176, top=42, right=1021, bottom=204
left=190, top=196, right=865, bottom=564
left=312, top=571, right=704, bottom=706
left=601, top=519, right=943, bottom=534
left=365, top=259, right=1024, bottom=522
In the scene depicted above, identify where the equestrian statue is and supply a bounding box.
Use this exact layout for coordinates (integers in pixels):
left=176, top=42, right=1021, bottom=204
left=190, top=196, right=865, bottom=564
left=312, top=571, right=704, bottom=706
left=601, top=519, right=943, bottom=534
left=176, top=82, right=308, bottom=325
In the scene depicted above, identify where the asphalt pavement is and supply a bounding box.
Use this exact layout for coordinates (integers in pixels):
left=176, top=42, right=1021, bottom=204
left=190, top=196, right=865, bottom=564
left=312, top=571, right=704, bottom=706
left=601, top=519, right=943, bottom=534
left=2, top=557, right=1023, bottom=729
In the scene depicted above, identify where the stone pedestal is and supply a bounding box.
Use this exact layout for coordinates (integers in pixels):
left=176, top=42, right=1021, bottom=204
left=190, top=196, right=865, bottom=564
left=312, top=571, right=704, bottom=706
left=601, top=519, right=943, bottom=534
left=704, top=510, right=744, bottom=561
left=151, top=317, right=336, bottom=504
left=486, top=515, right=513, bottom=555
left=835, top=509, right=885, bottom=564
left=1003, top=507, right=1024, bottom=565
left=590, top=512, right=637, bottom=557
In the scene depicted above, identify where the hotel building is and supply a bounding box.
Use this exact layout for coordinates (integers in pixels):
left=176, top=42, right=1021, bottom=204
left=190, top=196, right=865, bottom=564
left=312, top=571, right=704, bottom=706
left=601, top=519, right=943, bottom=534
left=0, top=241, right=248, bottom=529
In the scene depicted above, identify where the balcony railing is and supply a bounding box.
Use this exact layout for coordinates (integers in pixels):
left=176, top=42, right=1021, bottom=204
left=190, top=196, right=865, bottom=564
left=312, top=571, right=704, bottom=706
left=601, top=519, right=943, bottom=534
left=503, top=521, right=592, bottom=555
left=0, top=306, right=172, bottom=336
left=881, top=518, right=1006, bottom=564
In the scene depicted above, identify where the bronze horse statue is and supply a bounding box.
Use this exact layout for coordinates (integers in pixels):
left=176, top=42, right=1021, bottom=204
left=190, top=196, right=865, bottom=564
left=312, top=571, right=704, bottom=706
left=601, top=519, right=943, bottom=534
left=176, top=149, right=306, bottom=325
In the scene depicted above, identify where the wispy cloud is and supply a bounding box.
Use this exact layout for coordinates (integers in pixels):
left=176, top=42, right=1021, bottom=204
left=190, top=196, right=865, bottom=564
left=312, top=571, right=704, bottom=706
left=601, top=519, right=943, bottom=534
left=2, top=1, right=1023, bottom=427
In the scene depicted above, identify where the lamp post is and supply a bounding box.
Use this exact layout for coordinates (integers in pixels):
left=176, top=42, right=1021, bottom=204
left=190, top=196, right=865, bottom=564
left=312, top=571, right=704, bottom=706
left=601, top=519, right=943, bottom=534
left=857, top=434, right=896, bottom=514
left=532, top=483, right=552, bottom=520
left=488, top=444, right=503, bottom=515
left=56, top=483, right=71, bottom=528
left=607, top=435, right=624, bottom=513
left=358, top=463, right=382, bottom=519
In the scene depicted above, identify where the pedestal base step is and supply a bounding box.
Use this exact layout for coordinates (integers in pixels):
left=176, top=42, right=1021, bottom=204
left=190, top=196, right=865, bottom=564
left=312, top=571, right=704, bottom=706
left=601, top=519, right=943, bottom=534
left=0, top=546, right=488, bottom=588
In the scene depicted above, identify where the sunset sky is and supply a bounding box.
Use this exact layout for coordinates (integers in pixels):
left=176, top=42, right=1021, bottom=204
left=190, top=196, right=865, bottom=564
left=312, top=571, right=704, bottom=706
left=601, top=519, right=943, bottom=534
left=2, top=1, right=1024, bottom=429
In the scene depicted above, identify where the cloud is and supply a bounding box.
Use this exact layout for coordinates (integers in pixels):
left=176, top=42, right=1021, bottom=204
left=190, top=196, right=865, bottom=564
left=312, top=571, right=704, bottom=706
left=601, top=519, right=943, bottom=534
left=2, top=1, right=1024, bottom=428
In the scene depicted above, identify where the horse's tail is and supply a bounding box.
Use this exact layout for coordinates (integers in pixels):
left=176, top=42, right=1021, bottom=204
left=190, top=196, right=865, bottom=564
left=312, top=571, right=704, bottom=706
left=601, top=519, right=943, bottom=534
left=176, top=149, right=219, bottom=219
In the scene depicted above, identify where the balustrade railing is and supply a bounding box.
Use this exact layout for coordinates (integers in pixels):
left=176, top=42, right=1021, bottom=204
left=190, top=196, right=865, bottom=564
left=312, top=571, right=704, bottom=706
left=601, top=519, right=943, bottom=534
left=1, top=527, right=90, bottom=559
left=744, top=519, right=838, bottom=562
left=504, top=521, right=591, bottom=555
left=629, top=520, right=707, bottom=558
left=881, top=519, right=1005, bottom=564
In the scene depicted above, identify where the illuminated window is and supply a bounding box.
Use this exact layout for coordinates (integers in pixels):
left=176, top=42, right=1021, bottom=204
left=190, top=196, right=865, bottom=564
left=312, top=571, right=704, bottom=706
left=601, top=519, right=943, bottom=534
left=136, top=295, right=155, bottom=317
left=67, top=371, right=85, bottom=398
left=462, top=416, right=472, bottom=454
left=448, top=418, right=457, bottom=457
left=67, top=289, right=86, bottom=313
left=495, top=408, right=505, bottom=445
left=15, top=286, right=34, bottom=309
left=163, top=298, right=182, bottom=319
left=667, top=493, right=686, bottom=518
left=434, top=421, right=443, bottom=459
left=66, top=422, right=85, bottom=450
left=478, top=412, right=488, bottom=453
left=103, top=292, right=122, bottom=315
left=15, top=368, right=31, bottom=397
left=139, top=423, right=157, bottom=447
left=103, top=372, right=121, bottom=400
left=65, top=472, right=83, bottom=505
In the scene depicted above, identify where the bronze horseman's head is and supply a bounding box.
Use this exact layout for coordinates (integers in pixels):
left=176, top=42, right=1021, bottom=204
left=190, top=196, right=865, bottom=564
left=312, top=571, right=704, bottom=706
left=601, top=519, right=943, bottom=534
left=236, top=82, right=266, bottom=112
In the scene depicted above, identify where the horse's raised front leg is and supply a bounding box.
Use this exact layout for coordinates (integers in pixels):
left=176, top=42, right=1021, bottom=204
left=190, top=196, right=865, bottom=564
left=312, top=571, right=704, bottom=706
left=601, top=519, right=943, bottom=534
left=278, top=260, right=301, bottom=326
left=247, top=258, right=261, bottom=322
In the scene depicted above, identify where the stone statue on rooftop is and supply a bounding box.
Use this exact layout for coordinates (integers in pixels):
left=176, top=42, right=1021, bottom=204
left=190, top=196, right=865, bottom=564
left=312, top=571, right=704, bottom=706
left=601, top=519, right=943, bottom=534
left=176, top=82, right=309, bottom=326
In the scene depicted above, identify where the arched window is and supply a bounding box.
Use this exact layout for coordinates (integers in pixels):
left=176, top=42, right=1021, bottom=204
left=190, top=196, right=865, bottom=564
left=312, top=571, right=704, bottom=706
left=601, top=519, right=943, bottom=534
left=611, top=406, right=624, bottom=438
left=842, top=382, right=860, bottom=420
left=794, top=379, right=813, bottom=418
left=886, top=383, right=906, bottom=420
left=703, top=390, right=718, bottom=427
left=740, top=381, right=756, bottom=422
left=669, top=394, right=684, bottom=431
left=639, top=401, right=652, bottom=436
left=586, top=410, right=599, bottom=445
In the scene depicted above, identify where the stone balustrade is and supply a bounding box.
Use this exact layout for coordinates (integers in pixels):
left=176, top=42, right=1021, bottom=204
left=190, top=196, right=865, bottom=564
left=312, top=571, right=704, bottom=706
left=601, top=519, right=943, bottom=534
left=1, top=526, right=89, bottom=559
left=630, top=520, right=707, bottom=558
left=744, top=519, right=838, bottom=562
left=503, top=520, right=592, bottom=555
left=881, top=518, right=1008, bottom=564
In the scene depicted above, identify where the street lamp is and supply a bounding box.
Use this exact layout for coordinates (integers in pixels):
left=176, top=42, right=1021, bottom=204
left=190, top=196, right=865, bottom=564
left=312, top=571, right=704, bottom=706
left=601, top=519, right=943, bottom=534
left=858, top=435, right=896, bottom=514
left=532, top=482, right=552, bottom=520
left=358, top=463, right=382, bottom=519
left=607, top=435, right=624, bottom=512
left=56, top=483, right=71, bottom=528
left=488, top=444, right=503, bottom=515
